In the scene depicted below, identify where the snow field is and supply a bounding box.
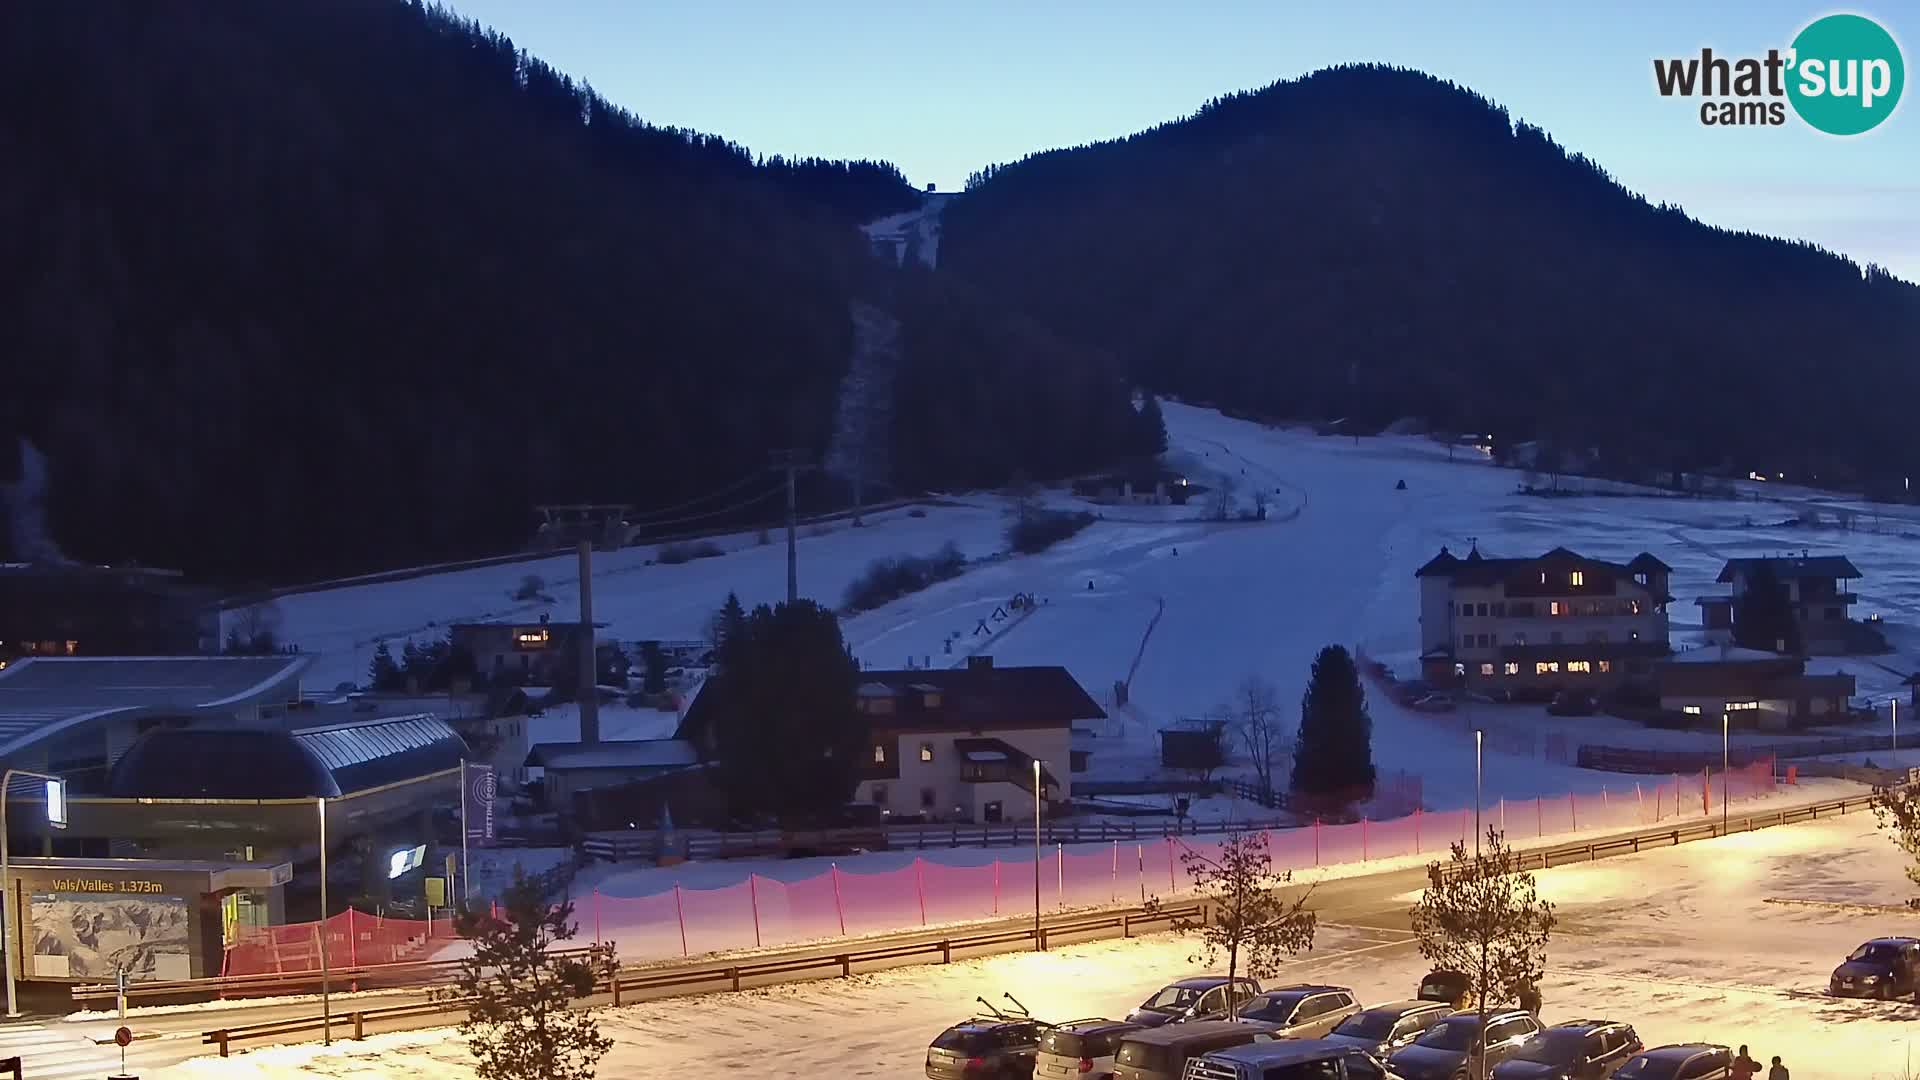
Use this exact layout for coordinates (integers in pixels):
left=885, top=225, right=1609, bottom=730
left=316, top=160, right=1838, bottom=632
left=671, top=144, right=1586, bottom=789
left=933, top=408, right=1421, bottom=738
left=151, top=811, right=1920, bottom=1079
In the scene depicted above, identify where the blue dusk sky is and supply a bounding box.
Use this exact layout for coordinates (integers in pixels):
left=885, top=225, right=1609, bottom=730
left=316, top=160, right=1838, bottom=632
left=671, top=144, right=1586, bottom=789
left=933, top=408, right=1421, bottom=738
left=447, top=1, right=1919, bottom=281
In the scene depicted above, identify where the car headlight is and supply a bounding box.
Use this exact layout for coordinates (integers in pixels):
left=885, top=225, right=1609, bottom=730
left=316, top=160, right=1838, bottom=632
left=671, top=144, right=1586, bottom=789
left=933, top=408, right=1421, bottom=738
left=1863, top=974, right=1882, bottom=983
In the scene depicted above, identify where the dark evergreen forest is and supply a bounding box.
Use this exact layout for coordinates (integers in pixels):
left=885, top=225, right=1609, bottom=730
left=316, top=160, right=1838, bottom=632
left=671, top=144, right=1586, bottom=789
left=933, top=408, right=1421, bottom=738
left=943, top=66, right=1920, bottom=489
left=0, top=1, right=1145, bottom=583
left=7, top=21, right=1914, bottom=586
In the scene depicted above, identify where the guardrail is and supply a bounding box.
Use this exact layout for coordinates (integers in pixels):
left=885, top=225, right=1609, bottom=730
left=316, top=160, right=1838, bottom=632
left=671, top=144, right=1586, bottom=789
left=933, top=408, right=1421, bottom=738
left=73, top=948, right=600, bottom=1008
left=1578, top=736, right=1887, bottom=773
left=1434, top=790, right=1874, bottom=882
left=638, top=816, right=1301, bottom=863
left=199, top=902, right=1204, bottom=1057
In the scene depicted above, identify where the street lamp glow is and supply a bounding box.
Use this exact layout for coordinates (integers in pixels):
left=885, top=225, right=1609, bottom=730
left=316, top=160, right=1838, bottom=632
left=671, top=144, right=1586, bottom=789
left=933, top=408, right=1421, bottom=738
left=1033, top=758, right=1044, bottom=949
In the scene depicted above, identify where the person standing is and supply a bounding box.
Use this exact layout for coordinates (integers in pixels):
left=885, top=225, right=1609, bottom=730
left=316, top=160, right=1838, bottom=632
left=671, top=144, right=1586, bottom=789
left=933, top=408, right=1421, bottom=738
left=1769, top=1056, right=1789, bottom=1080
left=1731, top=1047, right=1760, bottom=1080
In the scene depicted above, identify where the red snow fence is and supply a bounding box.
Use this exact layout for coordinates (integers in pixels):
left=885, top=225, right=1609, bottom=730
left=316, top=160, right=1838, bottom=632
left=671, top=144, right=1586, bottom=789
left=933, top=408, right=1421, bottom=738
left=224, top=761, right=1776, bottom=973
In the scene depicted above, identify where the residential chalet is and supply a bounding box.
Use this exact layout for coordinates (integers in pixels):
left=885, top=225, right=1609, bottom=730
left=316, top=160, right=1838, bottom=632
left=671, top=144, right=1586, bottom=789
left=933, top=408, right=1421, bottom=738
left=1696, top=554, right=1866, bottom=654
left=1416, top=544, right=1673, bottom=691
left=447, top=617, right=602, bottom=686
left=676, top=654, right=1104, bottom=824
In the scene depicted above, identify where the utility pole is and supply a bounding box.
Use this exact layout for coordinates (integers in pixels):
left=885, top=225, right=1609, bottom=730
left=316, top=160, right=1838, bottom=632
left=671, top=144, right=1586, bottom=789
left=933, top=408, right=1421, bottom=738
left=769, top=450, right=817, bottom=603
left=577, top=540, right=599, bottom=744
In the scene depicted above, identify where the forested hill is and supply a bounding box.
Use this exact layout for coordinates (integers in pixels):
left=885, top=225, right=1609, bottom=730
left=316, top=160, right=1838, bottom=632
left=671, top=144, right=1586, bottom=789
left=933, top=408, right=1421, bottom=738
left=943, top=65, right=1920, bottom=489
left=0, top=0, right=1105, bottom=583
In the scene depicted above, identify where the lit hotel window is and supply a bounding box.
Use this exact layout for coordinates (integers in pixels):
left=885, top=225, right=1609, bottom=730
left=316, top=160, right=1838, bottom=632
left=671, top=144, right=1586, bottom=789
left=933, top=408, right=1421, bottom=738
left=1567, top=660, right=1592, bottom=673
left=919, top=743, right=934, bottom=763
left=1570, top=571, right=1585, bottom=587
left=1549, top=601, right=1563, bottom=616
left=1683, top=705, right=1702, bottom=715
left=1480, top=663, right=1495, bottom=676
left=1598, top=660, right=1613, bottom=673
left=1504, top=662, right=1520, bottom=676
left=1535, top=661, right=1560, bottom=675
left=872, top=744, right=887, bottom=764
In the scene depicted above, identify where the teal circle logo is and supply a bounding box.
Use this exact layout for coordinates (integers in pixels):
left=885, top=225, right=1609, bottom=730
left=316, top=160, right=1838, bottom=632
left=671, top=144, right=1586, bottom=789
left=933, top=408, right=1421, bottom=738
left=1787, top=14, right=1904, bottom=135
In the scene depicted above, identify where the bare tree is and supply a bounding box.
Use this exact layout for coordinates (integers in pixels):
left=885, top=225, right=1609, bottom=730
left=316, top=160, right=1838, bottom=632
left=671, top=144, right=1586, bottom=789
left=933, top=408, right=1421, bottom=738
left=1155, top=830, right=1316, bottom=1019
left=1410, top=829, right=1555, bottom=1080
left=1209, top=473, right=1238, bottom=521
left=1227, top=676, right=1287, bottom=801
left=1872, top=781, right=1920, bottom=901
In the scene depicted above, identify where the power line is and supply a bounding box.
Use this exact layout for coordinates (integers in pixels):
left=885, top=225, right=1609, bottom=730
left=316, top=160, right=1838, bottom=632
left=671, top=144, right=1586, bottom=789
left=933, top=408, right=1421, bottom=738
left=624, top=470, right=768, bottom=522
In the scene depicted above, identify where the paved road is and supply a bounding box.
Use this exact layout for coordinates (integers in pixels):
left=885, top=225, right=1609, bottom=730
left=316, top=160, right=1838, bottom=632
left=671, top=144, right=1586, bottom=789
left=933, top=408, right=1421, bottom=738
left=0, top=787, right=1866, bottom=1076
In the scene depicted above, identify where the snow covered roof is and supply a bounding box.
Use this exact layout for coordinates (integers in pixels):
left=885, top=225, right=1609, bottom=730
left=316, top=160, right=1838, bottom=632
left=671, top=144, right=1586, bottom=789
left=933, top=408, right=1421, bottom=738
left=0, top=654, right=311, bottom=759
left=107, top=714, right=467, bottom=799
left=1415, top=545, right=1669, bottom=584
left=526, top=739, right=699, bottom=772
left=1667, top=644, right=1785, bottom=664
left=1717, top=555, right=1861, bottom=582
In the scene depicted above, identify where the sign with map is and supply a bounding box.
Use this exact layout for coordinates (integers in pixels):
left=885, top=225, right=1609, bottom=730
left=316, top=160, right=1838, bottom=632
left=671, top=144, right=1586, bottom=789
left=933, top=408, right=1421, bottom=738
left=28, top=891, right=193, bottom=981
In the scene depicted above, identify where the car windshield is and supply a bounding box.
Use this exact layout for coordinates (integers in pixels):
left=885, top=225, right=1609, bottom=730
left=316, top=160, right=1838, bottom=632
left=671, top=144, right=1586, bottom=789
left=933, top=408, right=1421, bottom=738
left=1850, top=944, right=1900, bottom=963
left=1238, top=994, right=1306, bottom=1022
left=1332, top=1010, right=1400, bottom=1039
left=1510, top=1031, right=1587, bottom=1065
left=1145, top=986, right=1202, bottom=1010
left=1415, top=1019, right=1477, bottom=1051
left=1614, top=1055, right=1681, bottom=1080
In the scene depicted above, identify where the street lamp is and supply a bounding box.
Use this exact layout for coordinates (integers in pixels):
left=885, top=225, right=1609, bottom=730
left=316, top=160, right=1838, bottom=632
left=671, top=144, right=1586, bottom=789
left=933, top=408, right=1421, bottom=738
left=1033, top=759, right=1044, bottom=950
left=1895, top=699, right=1900, bottom=755
left=1474, top=729, right=1484, bottom=859
left=1728, top=707, right=1743, bottom=834
left=317, top=796, right=332, bottom=1045
left=1, top=768, right=68, bottom=1017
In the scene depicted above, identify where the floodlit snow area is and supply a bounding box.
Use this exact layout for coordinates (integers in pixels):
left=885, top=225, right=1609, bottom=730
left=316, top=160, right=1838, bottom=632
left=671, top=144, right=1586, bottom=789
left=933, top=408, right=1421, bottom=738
left=153, top=812, right=1920, bottom=1079
left=268, top=400, right=1920, bottom=838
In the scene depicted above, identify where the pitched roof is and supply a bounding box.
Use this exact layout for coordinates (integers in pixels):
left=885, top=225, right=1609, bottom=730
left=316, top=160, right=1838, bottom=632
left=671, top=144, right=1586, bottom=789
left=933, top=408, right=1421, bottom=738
left=679, top=661, right=1105, bottom=740
left=1415, top=546, right=1667, bottom=585
left=1717, top=555, right=1862, bottom=583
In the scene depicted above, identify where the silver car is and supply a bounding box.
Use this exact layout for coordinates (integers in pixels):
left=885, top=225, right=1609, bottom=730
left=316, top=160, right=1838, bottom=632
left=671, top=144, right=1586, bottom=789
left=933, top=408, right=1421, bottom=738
left=1038, top=1020, right=1143, bottom=1080
left=1192, top=985, right=1361, bottom=1039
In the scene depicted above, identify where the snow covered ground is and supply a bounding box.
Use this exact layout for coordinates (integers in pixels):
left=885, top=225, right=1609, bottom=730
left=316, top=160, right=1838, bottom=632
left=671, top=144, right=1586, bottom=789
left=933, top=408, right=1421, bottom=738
left=272, top=401, right=1920, bottom=819
left=151, top=810, right=1920, bottom=1079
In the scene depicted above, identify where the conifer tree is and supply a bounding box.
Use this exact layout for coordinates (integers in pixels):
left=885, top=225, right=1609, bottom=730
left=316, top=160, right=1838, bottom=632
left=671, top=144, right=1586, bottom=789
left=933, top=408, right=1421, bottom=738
left=1290, top=644, right=1376, bottom=797
left=368, top=640, right=403, bottom=691
left=446, top=870, right=614, bottom=1080
left=1733, top=562, right=1802, bottom=654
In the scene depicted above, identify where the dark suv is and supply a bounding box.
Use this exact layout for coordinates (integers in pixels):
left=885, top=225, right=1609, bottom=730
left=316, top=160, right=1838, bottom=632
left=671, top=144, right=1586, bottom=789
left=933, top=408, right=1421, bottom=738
left=1127, top=976, right=1262, bottom=1027
left=1830, top=936, right=1920, bottom=1000
left=1389, top=1010, right=1542, bottom=1080
left=1190, top=985, right=1361, bottom=1038
left=1325, top=1000, right=1452, bottom=1056
left=1186, top=1038, right=1401, bottom=1080
left=1612, top=1044, right=1730, bottom=1080
left=928, top=1017, right=1046, bottom=1080
left=1492, top=1019, right=1643, bottom=1080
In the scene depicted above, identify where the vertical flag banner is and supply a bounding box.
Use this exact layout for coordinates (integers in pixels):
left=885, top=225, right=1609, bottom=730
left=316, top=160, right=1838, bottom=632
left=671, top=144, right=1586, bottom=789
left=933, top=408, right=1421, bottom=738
left=464, top=763, right=496, bottom=846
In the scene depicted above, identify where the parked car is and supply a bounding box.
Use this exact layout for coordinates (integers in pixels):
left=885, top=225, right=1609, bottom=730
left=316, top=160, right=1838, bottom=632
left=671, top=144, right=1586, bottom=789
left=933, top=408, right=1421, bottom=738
left=1415, top=971, right=1470, bottom=1009
left=1185, top=1037, right=1405, bottom=1080
left=1190, top=985, right=1360, bottom=1038
left=1126, top=976, right=1262, bottom=1027
left=1610, top=1044, right=1731, bottom=1080
left=1324, top=1000, right=1453, bottom=1056
left=1110, top=1020, right=1270, bottom=1080
left=1829, top=936, right=1920, bottom=1000
left=1388, top=1010, right=1542, bottom=1080
left=927, top=1016, right=1047, bottom=1080
left=1547, top=691, right=1598, bottom=717
left=1491, top=1019, right=1643, bottom=1080
left=1410, top=693, right=1458, bottom=713
left=1036, top=1019, right=1140, bottom=1080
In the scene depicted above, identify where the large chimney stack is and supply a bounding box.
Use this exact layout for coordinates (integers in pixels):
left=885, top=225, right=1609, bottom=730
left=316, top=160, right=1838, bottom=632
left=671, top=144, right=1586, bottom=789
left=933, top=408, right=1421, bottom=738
left=577, top=540, right=599, bottom=743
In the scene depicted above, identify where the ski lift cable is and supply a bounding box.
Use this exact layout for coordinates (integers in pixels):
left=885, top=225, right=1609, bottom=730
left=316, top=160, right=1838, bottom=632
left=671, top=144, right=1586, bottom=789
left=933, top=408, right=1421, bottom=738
left=625, top=483, right=786, bottom=531
left=624, top=470, right=770, bottom=522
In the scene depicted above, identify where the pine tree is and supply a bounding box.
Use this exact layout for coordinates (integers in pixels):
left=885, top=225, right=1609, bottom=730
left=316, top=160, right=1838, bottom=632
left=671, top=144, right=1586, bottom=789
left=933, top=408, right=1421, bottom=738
left=1290, top=644, right=1376, bottom=798
left=710, top=592, right=748, bottom=660
left=369, top=640, right=403, bottom=691
left=1154, top=830, right=1315, bottom=1017
left=707, top=598, right=864, bottom=822
left=1733, top=562, right=1802, bottom=654
left=445, top=870, right=614, bottom=1080
left=1135, top=394, right=1169, bottom=456
left=1410, top=828, right=1556, bottom=1070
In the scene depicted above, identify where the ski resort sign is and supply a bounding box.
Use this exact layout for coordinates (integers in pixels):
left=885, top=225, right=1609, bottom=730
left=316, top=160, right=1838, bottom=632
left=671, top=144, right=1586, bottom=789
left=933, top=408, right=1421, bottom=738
left=1653, top=13, right=1903, bottom=134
